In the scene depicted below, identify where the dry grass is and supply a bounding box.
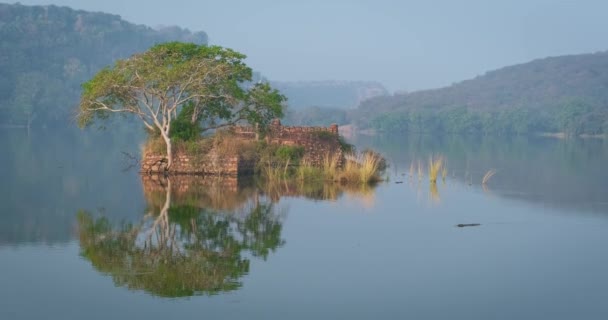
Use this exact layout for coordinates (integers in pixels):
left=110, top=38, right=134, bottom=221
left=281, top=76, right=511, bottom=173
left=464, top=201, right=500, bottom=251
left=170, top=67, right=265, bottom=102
left=293, top=151, right=383, bottom=184
left=143, top=137, right=169, bottom=155
left=142, top=132, right=256, bottom=160
left=428, top=156, right=444, bottom=183
left=341, top=152, right=383, bottom=184
left=322, top=152, right=341, bottom=181
left=359, top=152, right=383, bottom=183
left=482, top=169, right=497, bottom=185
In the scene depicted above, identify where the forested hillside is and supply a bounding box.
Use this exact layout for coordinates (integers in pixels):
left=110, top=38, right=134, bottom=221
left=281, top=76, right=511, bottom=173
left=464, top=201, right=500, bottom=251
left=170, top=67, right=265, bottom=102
left=0, top=3, right=207, bottom=129
left=355, top=52, right=608, bottom=135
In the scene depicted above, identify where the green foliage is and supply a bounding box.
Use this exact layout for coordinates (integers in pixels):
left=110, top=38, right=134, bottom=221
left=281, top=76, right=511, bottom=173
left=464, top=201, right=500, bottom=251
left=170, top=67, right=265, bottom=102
left=77, top=41, right=286, bottom=162
left=368, top=106, right=605, bottom=136
left=170, top=103, right=201, bottom=141
left=296, top=162, right=325, bottom=182
left=275, top=145, right=305, bottom=162
left=312, top=131, right=336, bottom=141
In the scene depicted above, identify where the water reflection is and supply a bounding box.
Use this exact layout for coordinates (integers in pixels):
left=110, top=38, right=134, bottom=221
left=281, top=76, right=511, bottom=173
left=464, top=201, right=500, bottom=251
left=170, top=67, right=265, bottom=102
left=356, top=134, right=608, bottom=214
left=0, top=129, right=145, bottom=246
left=77, top=176, right=379, bottom=297
left=429, top=182, right=440, bottom=203
left=77, top=177, right=284, bottom=297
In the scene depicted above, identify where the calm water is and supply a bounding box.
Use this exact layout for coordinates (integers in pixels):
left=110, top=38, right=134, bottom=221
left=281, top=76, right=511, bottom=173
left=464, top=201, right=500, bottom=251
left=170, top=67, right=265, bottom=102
left=2, top=130, right=608, bottom=319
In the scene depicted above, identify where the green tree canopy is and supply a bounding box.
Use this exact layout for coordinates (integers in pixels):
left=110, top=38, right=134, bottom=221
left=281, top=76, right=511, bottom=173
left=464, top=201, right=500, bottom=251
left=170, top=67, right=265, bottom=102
left=77, top=42, right=285, bottom=168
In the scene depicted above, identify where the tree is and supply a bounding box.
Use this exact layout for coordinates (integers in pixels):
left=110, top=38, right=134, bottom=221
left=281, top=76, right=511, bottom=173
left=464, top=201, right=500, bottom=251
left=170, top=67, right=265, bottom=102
left=77, top=42, right=285, bottom=168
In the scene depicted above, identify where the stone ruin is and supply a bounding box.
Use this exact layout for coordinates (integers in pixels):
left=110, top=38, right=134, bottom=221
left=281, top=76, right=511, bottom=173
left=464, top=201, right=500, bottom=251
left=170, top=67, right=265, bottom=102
left=141, top=119, right=344, bottom=175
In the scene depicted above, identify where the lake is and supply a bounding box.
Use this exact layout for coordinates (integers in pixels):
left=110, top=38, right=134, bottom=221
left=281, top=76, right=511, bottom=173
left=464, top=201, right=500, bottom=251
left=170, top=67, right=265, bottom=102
left=1, top=130, right=608, bottom=319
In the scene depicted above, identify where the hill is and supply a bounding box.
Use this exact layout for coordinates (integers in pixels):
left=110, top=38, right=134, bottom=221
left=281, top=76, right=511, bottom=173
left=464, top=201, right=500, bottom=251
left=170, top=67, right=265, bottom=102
left=271, top=81, right=388, bottom=110
left=272, top=81, right=387, bottom=110
left=354, top=52, right=608, bottom=135
left=0, top=3, right=207, bottom=129
left=274, top=80, right=387, bottom=127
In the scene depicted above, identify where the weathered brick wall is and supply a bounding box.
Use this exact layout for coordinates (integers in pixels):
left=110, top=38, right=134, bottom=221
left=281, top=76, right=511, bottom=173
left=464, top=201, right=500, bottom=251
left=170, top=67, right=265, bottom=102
left=141, top=150, right=255, bottom=175
left=141, top=120, right=344, bottom=174
left=233, top=120, right=344, bottom=166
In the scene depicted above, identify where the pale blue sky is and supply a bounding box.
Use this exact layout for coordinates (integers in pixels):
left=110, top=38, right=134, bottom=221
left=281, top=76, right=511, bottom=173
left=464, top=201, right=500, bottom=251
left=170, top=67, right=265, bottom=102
left=16, top=0, right=608, bottom=91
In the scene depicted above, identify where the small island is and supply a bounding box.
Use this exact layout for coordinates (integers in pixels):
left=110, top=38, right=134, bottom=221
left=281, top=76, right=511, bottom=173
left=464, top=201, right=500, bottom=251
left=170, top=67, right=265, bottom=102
left=77, top=42, right=384, bottom=184
left=141, top=118, right=384, bottom=183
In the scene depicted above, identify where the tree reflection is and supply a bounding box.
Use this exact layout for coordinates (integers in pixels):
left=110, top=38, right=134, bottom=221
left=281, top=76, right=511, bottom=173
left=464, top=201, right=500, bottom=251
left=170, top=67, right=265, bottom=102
left=77, top=175, right=379, bottom=297
left=77, top=178, right=285, bottom=297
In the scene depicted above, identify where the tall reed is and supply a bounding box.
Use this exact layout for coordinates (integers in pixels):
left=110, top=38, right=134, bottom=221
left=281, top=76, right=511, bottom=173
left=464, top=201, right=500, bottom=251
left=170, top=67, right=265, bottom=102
left=322, top=152, right=340, bottom=181
left=428, top=156, right=443, bottom=183
left=296, top=159, right=325, bottom=182
left=341, top=152, right=382, bottom=183
left=359, top=152, right=382, bottom=183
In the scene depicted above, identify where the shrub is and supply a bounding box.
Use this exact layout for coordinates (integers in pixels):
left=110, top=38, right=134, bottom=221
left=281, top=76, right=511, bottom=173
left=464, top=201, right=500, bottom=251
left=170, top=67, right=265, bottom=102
left=312, top=131, right=336, bottom=141
left=275, top=145, right=305, bottom=162
left=170, top=103, right=201, bottom=141
left=338, top=136, right=355, bottom=153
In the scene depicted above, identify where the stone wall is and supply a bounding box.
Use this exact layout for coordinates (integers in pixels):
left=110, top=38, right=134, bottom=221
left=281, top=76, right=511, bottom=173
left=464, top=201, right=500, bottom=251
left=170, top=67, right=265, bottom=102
left=141, top=120, right=344, bottom=174
left=141, top=149, right=255, bottom=176
left=233, top=119, right=343, bottom=167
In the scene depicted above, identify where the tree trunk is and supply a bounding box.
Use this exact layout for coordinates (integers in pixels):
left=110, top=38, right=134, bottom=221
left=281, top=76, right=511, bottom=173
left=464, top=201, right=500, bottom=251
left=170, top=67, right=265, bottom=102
left=161, top=132, right=173, bottom=170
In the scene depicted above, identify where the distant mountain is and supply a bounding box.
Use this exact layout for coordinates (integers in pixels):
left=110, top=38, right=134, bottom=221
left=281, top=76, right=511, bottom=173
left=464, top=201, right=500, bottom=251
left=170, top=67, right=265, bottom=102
left=355, top=52, right=608, bottom=135
left=0, top=3, right=207, bottom=128
left=272, top=81, right=388, bottom=110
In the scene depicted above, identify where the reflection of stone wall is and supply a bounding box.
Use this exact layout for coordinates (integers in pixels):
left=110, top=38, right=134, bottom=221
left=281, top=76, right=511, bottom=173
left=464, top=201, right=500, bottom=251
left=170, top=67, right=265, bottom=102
left=143, top=175, right=376, bottom=211
left=142, top=175, right=257, bottom=212
left=234, top=119, right=343, bottom=166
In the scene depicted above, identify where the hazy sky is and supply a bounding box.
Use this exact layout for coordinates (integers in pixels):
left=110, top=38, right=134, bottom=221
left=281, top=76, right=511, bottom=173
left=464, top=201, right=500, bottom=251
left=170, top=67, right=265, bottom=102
left=16, top=0, right=608, bottom=92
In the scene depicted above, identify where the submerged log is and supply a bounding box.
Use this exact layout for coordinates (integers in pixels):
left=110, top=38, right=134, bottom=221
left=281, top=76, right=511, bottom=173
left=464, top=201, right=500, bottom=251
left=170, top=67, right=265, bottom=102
left=456, top=223, right=481, bottom=228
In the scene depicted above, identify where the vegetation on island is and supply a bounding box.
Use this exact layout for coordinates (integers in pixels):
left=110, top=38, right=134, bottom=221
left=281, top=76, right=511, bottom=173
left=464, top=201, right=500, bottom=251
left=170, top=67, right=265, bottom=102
left=75, top=40, right=385, bottom=183
left=144, top=129, right=385, bottom=184
left=77, top=42, right=286, bottom=169
left=256, top=143, right=385, bottom=184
